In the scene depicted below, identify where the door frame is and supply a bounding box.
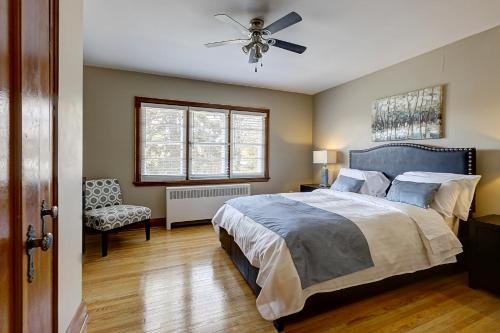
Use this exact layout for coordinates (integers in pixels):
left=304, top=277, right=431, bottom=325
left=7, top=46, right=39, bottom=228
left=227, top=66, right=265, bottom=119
left=50, top=0, right=59, bottom=330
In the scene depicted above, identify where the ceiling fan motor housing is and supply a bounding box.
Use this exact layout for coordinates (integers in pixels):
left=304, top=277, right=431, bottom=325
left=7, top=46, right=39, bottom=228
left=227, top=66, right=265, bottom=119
left=250, top=18, right=264, bottom=30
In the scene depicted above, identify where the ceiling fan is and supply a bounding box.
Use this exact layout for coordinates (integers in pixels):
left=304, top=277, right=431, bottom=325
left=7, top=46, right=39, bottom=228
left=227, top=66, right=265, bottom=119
left=205, top=11, right=307, bottom=71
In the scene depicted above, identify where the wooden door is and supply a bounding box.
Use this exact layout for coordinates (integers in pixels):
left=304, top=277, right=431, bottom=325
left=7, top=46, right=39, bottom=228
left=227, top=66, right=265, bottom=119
left=0, top=0, right=14, bottom=331
left=0, top=0, right=58, bottom=332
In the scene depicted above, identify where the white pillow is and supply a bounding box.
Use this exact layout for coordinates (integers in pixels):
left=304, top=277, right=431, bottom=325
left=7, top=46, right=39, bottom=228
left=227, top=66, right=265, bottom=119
left=403, top=172, right=481, bottom=220
left=337, top=168, right=390, bottom=197
left=395, top=174, right=461, bottom=218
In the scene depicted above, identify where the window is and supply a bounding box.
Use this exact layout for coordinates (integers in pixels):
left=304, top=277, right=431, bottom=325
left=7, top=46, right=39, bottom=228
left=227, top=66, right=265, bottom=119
left=231, top=111, right=266, bottom=178
left=189, top=108, right=229, bottom=179
left=135, top=97, right=269, bottom=185
left=140, top=104, right=187, bottom=181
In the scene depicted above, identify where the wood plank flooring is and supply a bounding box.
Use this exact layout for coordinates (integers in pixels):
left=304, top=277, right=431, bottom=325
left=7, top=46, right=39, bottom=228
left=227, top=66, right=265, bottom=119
left=83, top=225, right=500, bottom=332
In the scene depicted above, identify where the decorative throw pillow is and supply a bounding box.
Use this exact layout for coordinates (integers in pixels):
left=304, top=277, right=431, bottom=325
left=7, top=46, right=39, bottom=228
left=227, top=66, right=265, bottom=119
left=331, top=175, right=365, bottom=193
left=395, top=174, right=461, bottom=217
left=386, top=179, right=441, bottom=208
left=403, top=172, right=481, bottom=220
left=338, top=168, right=391, bottom=197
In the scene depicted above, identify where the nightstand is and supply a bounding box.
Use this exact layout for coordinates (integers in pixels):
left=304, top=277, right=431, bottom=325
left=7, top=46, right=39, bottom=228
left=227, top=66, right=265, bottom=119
left=469, top=215, right=500, bottom=294
left=300, top=184, right=327, bottom=192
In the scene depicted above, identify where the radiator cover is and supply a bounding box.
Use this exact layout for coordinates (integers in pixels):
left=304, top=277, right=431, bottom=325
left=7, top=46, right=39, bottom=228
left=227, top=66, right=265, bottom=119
left=165, top=184, right=251, bottom=229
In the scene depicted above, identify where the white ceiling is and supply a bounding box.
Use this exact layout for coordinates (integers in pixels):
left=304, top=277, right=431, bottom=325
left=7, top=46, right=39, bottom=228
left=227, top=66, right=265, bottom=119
left=84, top=0, right=500, bottom=94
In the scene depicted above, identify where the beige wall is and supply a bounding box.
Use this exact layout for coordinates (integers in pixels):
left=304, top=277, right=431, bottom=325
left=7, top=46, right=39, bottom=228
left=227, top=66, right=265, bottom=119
left=83, top=66, right=313, bottom=218
left=58, top=0, right=83, bottom=331
left=314, top=25, right=500, bottom=216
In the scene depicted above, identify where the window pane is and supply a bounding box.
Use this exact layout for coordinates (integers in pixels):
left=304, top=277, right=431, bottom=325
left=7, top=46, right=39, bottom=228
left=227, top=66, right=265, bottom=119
left=190, top=144, right=227, bottom=176
left=145, top=124, right=183, bottom=142
left=143, top=159, right=184, bottom=176
left=191, top=110, right=227, bottom=143
left=232, top=113, right=264, bottom=130
left=144, top=142, right=183, bottom=160
left=189, top=109, right=228, bottom=178
left=232, top=144, right=262, bottom=160
left=232, top=158, right=264, bottom=175
left=232, top=129, right=263, bottom=144
left=141, top=105, right=186, bottom=180
left=231, top=112, right=266, bottom=177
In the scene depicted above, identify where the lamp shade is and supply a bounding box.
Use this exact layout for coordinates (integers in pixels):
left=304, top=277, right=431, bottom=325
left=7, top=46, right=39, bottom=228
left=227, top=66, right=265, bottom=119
left=313, top=150, right=337, bottom=164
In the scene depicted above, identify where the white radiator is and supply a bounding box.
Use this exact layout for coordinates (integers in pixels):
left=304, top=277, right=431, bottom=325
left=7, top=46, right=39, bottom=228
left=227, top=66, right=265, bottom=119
left=165, top=183, right=251, bottom=229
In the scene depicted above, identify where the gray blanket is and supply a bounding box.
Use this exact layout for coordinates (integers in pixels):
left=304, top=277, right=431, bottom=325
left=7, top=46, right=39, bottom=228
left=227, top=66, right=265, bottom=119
left=226, top=194, right=374, bottom=289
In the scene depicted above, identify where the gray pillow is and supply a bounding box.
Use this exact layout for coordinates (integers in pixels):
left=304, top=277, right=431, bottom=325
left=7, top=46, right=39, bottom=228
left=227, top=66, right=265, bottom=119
left=386, top=179, right=441, bottom=208
left=331, top=175, right=365, bottom=193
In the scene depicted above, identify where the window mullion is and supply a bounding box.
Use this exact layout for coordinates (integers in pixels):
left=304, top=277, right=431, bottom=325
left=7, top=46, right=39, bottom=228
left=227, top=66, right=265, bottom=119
left=185, top=106, right=190, bottom=181
left=228, top=110, right=232, bottom=179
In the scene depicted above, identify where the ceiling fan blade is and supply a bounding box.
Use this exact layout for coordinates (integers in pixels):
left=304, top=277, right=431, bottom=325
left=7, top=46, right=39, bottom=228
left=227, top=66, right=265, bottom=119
left=214, top=14, right=249, bottom=36
left=271, top=39, right=306, bottom=54
left=248, top=48, right=258, bottom=63
left=264, top=11, right=302, bottom=34
left=204, top=39, right=250, bottom=48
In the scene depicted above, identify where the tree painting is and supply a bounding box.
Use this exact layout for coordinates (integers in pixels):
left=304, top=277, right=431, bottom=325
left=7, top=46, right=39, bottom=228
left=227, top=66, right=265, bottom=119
left=371, top=85, right=443, bottom=142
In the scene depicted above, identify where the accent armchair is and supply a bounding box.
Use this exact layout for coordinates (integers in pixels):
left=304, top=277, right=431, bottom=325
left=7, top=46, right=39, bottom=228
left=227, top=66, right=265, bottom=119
left=83, top=178, right=151, bottom=256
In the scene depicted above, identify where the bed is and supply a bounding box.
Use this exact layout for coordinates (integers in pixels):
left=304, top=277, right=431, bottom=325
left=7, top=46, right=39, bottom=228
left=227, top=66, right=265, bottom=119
left=212, top=143, right=477, bottom=331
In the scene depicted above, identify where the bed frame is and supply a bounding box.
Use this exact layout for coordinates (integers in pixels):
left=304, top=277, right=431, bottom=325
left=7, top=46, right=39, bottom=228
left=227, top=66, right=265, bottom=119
left=219, top=143, right=476, bottom=331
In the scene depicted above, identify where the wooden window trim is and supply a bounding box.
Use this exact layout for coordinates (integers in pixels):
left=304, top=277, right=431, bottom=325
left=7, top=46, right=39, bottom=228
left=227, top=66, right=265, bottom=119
left=134, top=96, right=270, bottom=186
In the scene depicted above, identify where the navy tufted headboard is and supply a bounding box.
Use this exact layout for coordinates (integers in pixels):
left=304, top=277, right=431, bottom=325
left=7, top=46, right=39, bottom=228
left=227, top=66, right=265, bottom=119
left=349, top=143, right=476, bottom=181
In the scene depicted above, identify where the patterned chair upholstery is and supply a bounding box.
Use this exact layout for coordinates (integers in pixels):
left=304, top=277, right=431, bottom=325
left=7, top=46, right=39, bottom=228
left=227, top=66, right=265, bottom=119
left=85, top=205, right=151, bottom=231
left=83, top=178, right=151, bottom=256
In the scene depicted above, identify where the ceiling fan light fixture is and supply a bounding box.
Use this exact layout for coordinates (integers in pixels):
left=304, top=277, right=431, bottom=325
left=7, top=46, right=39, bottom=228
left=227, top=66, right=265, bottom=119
left=254, top=45, right=263, bottom=59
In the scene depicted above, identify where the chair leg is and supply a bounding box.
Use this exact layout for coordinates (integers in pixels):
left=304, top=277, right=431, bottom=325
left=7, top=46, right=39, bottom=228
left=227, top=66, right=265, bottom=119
left=82, top=225, right=86, bottom=254
left=101, top=231, right=109, bottom=257
left=273, top=319, right=285, bottom=332
left=145, top=219, right=151, bottom=241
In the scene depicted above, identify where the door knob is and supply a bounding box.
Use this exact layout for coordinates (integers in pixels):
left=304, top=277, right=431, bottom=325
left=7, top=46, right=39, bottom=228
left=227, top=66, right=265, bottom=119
left=26, top=225, right=54, bottom=282
left=41, top=202, right=58, bottom=218
left=26, top=200, right=56, bottom=282
left=27, top=226, right=54, bottom=251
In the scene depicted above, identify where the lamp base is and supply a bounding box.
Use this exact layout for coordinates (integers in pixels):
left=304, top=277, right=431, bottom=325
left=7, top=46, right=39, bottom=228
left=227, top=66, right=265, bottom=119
left=320, top=166, right=329, bottom=187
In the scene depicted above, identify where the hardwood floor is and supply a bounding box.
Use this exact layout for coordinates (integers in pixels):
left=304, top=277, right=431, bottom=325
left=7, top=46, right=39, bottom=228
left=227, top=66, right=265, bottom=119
left=83, top=225, right=500, bottom=333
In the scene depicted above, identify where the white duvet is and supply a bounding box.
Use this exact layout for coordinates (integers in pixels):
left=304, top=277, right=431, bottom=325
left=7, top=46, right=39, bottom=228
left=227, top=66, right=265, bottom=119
left=212, top=189, right=463, bottom=321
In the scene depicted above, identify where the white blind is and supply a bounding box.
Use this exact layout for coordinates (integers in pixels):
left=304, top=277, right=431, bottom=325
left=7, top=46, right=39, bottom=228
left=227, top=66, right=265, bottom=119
left=189, top=108, right=229, bottom=179
left=141, top=104, right=187, bottom=181
left=231, top=111, right=266, bottom=177
left=140, top=102, right=267, bottom=182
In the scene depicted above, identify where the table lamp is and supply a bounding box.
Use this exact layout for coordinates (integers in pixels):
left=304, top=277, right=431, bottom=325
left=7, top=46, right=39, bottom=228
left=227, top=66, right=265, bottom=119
left=313, top=150, right=337, bottom=187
